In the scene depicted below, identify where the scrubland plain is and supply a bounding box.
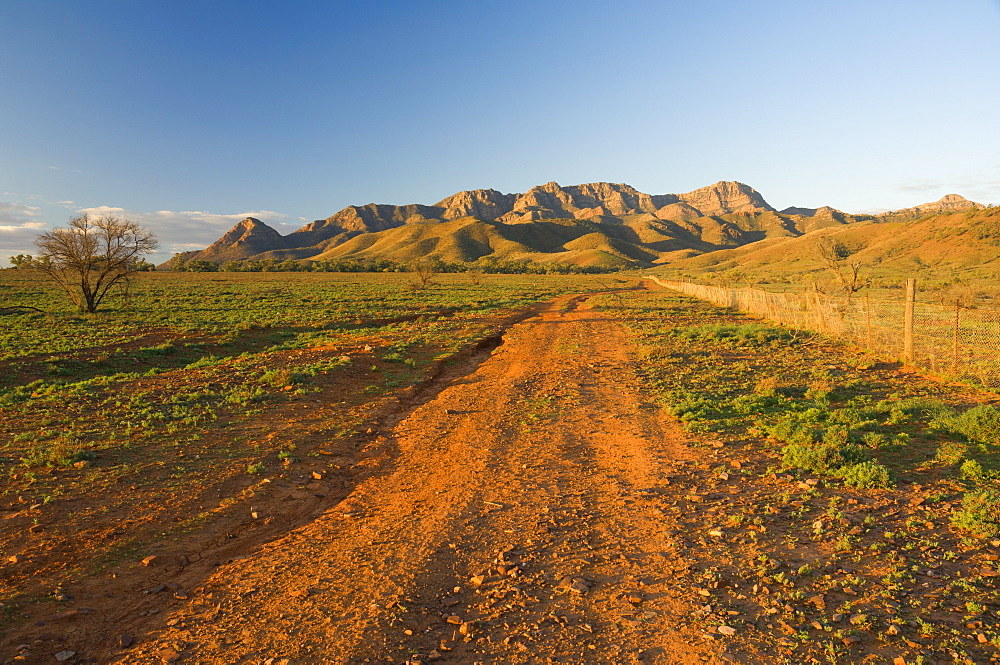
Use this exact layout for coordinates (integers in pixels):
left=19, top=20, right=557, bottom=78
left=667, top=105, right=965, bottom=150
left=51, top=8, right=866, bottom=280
left=1, top=271, right=998, bottom=664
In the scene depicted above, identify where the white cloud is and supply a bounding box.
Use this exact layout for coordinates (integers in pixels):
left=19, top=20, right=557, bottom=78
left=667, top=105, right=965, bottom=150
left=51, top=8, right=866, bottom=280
left=0, top=202, right=47, bottom=261
left=76, top=205, right=127, bottom=216
left=896, top=182, right=941, bottom=193
left=0, top=222, right=45, bottom=232
left=74, top=205, right=293, bottom=261
left=0, top=200, right=300, bottom=264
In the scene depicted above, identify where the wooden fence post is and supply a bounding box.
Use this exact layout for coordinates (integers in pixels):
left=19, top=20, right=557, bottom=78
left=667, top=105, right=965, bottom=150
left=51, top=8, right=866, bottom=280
left=903, top=278, right=917, bottom=363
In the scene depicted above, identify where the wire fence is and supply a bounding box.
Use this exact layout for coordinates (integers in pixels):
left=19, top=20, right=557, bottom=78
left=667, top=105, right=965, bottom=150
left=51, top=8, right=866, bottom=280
left=647, top=277, right=1000, bottom=389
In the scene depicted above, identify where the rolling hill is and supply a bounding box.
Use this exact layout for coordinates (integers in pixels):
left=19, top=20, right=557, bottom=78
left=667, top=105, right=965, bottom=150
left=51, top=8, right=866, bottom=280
left=655, top=204, right=1000, bottom=289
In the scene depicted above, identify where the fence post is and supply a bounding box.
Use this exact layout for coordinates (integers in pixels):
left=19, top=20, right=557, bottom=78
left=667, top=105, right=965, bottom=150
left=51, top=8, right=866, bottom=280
left=903, top=278, right=917, bottom=363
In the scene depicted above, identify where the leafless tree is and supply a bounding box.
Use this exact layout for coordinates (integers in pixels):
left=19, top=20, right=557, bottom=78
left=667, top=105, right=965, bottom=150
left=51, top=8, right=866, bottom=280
left=816, top=237, right=867, bottom=304
left=409, top=258, right=437, bottom=289
left=35, top=214, right=158, bottom=313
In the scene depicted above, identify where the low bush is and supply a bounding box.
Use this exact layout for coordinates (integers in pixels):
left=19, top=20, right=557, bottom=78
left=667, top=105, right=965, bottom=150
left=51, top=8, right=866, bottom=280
left=951, top=488, right=1000, bottom=537
left=837, top=461, right=894, bottom=489
left=942, top=405, right=1000, bottom=445
left=781, top=442, right=867, bottom=475
left=960, top=459, right=998, bottom=484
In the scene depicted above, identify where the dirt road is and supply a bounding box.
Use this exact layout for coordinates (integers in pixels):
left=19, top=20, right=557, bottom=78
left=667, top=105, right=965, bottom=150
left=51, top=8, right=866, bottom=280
left=94, top=294, right=722, bottom=664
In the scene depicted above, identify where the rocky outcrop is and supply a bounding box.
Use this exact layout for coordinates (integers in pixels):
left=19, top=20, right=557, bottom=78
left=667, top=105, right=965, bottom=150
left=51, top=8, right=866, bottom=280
left=780, top=205, right=841, bottom=217
left=434, top=189, right=516, bottom=220
left=675, top=181, right=774, bottom=216
left=884, top=194, right=983, bottom=217
left=187, top=217, right=288, bottom=262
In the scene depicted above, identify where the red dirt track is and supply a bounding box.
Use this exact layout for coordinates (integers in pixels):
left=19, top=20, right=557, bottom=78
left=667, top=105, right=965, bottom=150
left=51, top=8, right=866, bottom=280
left=72, top=294, right=722, bottom=664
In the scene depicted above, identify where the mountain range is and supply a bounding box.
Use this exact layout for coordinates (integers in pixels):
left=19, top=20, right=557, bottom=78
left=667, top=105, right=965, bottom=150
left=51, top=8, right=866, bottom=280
left=167, top=181, right=984, bottom=268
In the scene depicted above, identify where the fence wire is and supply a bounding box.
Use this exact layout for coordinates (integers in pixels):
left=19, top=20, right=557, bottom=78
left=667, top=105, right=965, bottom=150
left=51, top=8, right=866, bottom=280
left=650, top=278, right=1000, bottom=389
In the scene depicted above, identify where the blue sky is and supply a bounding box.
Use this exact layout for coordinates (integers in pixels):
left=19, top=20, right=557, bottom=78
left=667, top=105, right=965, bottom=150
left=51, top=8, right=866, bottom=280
left=2, top=0, right=999, bottom=262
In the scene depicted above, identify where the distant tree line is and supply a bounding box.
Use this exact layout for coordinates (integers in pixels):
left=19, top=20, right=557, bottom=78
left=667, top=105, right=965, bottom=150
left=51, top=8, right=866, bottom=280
left=9, top=253, right=156, bottom=272
left=170, top=256, right=625, bottom=275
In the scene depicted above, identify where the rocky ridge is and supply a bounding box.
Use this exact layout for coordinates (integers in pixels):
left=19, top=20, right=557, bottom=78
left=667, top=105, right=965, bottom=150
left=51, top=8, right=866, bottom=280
left=166, top=182, right=986, bottom=268
left=881, top=193, right=984, bottom=217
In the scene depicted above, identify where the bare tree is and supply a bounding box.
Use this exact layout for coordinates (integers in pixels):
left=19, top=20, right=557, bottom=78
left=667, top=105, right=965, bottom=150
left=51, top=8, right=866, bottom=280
left=35, top=214, right=158, bottom=313
left=409, top=258, right=438, bottom=289
left=816, top=237, right=867, bottom=304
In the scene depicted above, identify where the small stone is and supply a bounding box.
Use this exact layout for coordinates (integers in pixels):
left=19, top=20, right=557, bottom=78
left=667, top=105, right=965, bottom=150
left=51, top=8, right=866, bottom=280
left=893, top=658, right=906, bottom=665
left=977, top=633, right=988, bottom=644
left=569, top=581, right=590, bottom=594
left=120, top=635, right=134, bottom=647
left=707, top=528, right=724, bottom=538
left=29, top=524, right=43, bottom=533
left=841, top=636, right=860, bottom=646
left=718, top=472, right=730, bottom=481
left=141, top=555, right=157, bottom=566
left=8, top=554, right=22, bottom=563
left=808, top=594, right=826, bottom=609
left=174, top=591, right=188, bottom=600
left=626, top=594, right=643, bottom=605
left=886, top=624, right=900, bottom=636
left=459, top=621, right=473, bottom=636
left=73, top=460, right=89, bottom=468
left=54, top=651, right=76, bottom=662
left=49, top=610, right=78, bottom=620
left=849, top=613, right=869, bottom=626
left=805, top=478, right=819, bottom=486
left=311, top=471, right=325, bottom=480
left=446, top=615, right=462, bottom=624
left=445, top=409, right=459, bottom=415
left=717, top=625, right=736, bottom=636
left=470, top=575, right=486, bottom=586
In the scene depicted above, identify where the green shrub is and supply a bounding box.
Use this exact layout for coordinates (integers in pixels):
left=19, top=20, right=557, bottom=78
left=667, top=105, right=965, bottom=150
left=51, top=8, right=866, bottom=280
left=861, top=431, right=887, bottom=449
left=951, top=488, right=1000, bottom=537
left=781, top=442, right=866, bottom=475
left=765, top=414, right=819, bottom=447
left=837, top=461, right=894, bottom=489
left=935, top=441, right=969, bottom=466
left=20, top=440, right=96, bottom=468
left=943, top=405, right=1000, bottom=445
left=960, top=459, right=998, bottom=484
left=260, top=368, right=305, bottom=388
left=822, top=425, right=850, bottom=447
